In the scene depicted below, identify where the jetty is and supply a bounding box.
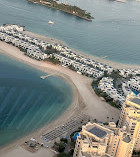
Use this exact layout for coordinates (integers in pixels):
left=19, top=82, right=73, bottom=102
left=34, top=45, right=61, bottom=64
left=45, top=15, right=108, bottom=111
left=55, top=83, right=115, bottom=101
left=40, top=72, right=59, bottom=79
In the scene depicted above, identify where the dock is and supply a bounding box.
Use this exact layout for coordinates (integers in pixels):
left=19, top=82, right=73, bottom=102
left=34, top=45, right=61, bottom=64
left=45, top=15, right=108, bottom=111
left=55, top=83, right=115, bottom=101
left=40, top=72, right=59, bottom=79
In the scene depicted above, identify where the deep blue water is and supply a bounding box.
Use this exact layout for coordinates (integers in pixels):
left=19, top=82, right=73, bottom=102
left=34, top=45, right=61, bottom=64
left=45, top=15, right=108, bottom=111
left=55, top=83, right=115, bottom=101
left=0, top=0, right=140, bottom=64
left=0, top=54, right=72, bottom=146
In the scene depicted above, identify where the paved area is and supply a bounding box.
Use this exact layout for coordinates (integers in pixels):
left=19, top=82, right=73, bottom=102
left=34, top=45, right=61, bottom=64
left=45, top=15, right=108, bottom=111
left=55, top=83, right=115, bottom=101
left=41, top=114, right=90, bottom=142
left=1, top=146, right=54, bottom=157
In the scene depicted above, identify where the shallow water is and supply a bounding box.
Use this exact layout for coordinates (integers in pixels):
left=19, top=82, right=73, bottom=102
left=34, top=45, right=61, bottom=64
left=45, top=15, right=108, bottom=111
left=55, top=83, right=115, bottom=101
left=0, top=0, right=140, bottom=64
left=0, top=54, right=72, bottom=146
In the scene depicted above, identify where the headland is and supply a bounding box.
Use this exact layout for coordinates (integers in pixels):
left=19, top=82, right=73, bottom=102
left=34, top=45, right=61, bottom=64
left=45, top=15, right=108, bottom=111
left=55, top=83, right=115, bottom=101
left=27, top=0, right=94, bottom=21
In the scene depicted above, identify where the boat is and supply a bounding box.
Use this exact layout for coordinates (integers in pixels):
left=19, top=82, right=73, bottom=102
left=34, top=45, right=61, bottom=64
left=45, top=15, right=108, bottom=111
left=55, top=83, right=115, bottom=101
left=115, top=0, right=126, bottom=3
left=40, top=76, right=45, bottom=79
left=102, top=56, right=108, bottom=59
left=48, top=20, right=54, bottom=24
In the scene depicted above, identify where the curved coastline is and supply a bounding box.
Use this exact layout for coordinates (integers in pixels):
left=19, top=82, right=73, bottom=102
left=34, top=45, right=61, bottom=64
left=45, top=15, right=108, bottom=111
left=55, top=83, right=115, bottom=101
left=0, top=46, right=82, bottom=153
left=0, top=33, right=124, bottom=155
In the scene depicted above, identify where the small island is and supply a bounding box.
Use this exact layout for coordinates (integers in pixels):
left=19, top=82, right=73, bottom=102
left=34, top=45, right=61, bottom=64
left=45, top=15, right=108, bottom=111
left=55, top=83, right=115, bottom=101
left=27, top=0, right=94, bottom=21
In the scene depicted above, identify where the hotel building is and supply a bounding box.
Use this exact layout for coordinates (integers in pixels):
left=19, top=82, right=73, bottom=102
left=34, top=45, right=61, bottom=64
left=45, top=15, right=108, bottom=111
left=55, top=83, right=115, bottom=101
left=118, top=93, right=140, bottom=151
left=74, top=94, right=140, bottom=157
left=73, top=122, right=135, bottom=157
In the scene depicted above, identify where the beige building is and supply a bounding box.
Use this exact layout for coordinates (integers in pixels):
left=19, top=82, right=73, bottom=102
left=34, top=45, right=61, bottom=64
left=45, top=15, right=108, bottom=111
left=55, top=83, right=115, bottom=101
left=118, top=93, right=140, bottom=151
left=73, top=122, right=135, bottom=157
left=73, top=94, right=140, bottom=157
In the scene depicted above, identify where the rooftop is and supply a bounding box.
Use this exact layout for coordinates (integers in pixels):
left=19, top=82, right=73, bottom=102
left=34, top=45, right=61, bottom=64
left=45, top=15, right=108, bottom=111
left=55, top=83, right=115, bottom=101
left=123, top=134, right=131, bottom=143
left=81, top=152, right=91, bottom=157
left=88, top=126, right=107, bottom=138
left=130, top=98, right=140, bottom=105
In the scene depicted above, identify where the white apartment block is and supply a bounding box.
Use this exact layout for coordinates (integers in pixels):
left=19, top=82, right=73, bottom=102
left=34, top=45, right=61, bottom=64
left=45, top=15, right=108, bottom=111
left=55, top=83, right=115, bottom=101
left=118, top=93, right=140, bottom=151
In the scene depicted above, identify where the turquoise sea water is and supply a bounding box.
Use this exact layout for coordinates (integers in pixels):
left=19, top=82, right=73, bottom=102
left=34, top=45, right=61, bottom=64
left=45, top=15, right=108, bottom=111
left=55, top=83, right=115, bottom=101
left=0, top=0, right=140, bottom=64
left=0, top=54, right=72, bottom=146
left=0, top=0, right=139, bottom=147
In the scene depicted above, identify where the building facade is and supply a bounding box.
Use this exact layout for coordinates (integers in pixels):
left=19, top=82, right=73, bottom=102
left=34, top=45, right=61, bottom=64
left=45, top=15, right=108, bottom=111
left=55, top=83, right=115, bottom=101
left=118, top=93, right=140, bottom=151
left=73, top=93, right=140, bottom=157
left=73, top=122, right=135, bottom=157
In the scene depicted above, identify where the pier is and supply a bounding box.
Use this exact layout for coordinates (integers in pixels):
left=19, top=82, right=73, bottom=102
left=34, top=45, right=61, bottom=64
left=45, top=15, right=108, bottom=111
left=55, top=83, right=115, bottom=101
left=40, top=72, right=59, bottom=79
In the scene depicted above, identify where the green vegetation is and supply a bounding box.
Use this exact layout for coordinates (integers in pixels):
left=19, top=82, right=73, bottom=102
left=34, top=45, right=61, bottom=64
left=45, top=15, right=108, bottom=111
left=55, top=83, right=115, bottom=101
left=103, top=122, right=109, bottom=125
left=44, top=56, right=60, bottom=64
left=94, top=88, right=120, bottom=109
left=53, top=129, right=81, bottom=157
left=68, top=65, right=76, bottom=71
left=54, top=141, right=66, bottom=153
left=133, top=150, right=140, bottom=156
left=91, top=70, right=123, bottom=109
left=91, top=78, right=101, bottom=87
left=57, top=152, right=70, bottom=157
left=70, top=128, right=81, bottom=145
left=53, top=137, right=74, bottom=157
left=108, top=70, right=122, bottom=81
left=57, top=143, right=66, bottom=152
left=56, top=150, right=74, bottom=157
left=60, top=138, right=68, bottom=144
left=44, top=45, right=58, bottom=54
left=136, top=74, right=140, bottom=77
left=28, top=0, right=93, bottom=21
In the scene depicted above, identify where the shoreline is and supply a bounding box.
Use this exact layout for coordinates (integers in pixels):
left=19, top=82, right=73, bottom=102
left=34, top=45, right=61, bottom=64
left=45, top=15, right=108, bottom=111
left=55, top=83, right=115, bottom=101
left=0, top=43, right=83, bottom=154
left=24, top=31, right=140, bottom=70
left=0, top=40, right=121, bottom=155
left=0, top=28, right=139, bottom=155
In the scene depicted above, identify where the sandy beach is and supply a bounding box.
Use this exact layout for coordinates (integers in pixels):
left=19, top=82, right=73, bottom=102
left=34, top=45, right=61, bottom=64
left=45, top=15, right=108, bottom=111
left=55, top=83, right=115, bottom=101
left=0, top=31, right=138, bottom=156
left=0, top=40, right=120, bottom=121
